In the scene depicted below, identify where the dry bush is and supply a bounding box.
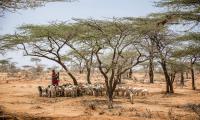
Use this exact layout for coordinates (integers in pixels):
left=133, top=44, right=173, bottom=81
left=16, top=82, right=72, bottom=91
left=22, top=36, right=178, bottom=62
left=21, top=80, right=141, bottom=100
left=134, top=108, right=154, bottom=119
left=167, top=108, right=191, bottom=120
left=98, top=110, right=105, bottom=115
left=183, top=103, right=200, bottom=119
left=129, top=107, right=137, bottom=112
left=144, top=108, right=153, bottom=118
left=168, top=108, right=178, bottom=120
left=87, top=102, right=97, bottom=110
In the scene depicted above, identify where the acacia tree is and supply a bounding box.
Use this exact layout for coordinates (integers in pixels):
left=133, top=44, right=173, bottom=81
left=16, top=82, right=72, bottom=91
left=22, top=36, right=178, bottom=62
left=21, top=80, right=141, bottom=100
left=0, top=36, right=15, bottom=54
left=0, top=59, right=10, bottom=72
left=173, top=43, right=200, bottom=90
left=66, top=48, right=94, bottom=84
left=67, top=24, right=97, bottom=84
left=166, top=59, right=188, bottom=87
left=66, top=51, right=86, bottom=74
left=0, top=0, right=75, bottom=16
left=148, top=39, right=155, bottom=83
left=154, top=0, right=200, bottom=90
left=151, top=29, right=176, bottom=93
left=5, top=22, right=102, bottom=85
left=175, top=59, right=188, bottom=86
left=155, top=0, right=200, bottom=25
left=0, top=0, right=75, bottom=58
left=127, top=17, right=177, bottom=93
left=125, top=17, right=159, bottom=84
left=140, top=36, right=155, bottom=83
left=77, top=19, right=147, bottom=108
left=6, top=23, right=80, bottom=85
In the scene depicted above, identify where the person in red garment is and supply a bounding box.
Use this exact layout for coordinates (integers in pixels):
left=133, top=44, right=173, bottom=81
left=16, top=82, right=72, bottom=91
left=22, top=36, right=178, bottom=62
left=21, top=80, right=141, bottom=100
left=56, top=72, right=60, bottom=85
left=52, top=70, right=59, bottom=86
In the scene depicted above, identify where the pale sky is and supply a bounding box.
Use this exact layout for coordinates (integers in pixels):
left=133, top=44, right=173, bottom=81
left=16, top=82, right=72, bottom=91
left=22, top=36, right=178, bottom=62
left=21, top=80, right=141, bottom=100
left=0, top=0, right=161, bottom=68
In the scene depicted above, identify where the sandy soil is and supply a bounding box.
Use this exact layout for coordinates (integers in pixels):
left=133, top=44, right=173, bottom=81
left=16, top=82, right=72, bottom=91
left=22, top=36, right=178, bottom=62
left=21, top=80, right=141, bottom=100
left=0, top=72, right=200, bottom=120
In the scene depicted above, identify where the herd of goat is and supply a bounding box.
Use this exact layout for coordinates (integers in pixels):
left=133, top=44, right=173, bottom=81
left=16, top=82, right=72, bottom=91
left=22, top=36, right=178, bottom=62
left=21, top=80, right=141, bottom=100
left=38, top=83, right=149, bottom=104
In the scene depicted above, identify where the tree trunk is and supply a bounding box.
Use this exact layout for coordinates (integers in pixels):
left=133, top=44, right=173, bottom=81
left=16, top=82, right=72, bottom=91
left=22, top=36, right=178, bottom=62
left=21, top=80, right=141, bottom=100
left=79, top=69, right=83, bottom=74
left=160, top=61, right=174, bottom=93
left=169, top=81, right=174, bottom=93
left=169, top=76, right=174, bottom=93
left=60, top=63, right=78, bottom=85
left=180, top=71, right=184, bottom=86
left=149, top=58, right=154, bottom=83
left=186, top=72, right=189, bottom=79
left=191, top=63, right=196, bottom=90
left=149, top=39, right=154, bottom=83
left=107, top=94, right=113, bottom=109
left=106, top=76, right=119, bottom=109
left=79, top=65, right=83, bottom=74
left=118, top=74, right=122, bottom=84
left=67, top=71, right=78, bottom=85
left=128, top=68, right=132, bottom=79
left=107, top=86, right=114, bottom=109
left=79, top=62, right=83, bottom=74
left=170, top=72, right=176, bottom=84
left=86, top=66, right=91, bottom=84
left=85, top=51, right=93, bottom=84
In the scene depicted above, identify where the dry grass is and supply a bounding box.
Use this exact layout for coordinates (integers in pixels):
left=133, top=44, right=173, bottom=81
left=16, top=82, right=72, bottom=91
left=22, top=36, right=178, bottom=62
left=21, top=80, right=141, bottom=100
left=0, top=72, right=200, bottom=120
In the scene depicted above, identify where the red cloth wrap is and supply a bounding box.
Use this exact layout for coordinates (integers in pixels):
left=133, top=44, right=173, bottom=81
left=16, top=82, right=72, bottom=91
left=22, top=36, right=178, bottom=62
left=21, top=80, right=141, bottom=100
left=52, top=72, right=58, bottom=85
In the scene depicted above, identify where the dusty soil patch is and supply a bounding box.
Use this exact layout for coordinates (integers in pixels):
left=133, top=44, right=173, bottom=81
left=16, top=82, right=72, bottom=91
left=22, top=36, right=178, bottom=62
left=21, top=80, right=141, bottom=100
left=0, top=72, right=200, bottom=120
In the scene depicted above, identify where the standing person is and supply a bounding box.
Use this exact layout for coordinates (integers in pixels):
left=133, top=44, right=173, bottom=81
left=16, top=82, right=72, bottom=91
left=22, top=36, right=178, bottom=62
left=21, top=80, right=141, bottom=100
left=52, top=69, right=58, bottom=86
left=56, top=72, right=60, bottom=85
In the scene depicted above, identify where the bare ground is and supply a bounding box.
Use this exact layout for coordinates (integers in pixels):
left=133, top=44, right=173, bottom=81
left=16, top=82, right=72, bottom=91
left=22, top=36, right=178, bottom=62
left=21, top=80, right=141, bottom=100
left=0, top=72, right=200, bottom=120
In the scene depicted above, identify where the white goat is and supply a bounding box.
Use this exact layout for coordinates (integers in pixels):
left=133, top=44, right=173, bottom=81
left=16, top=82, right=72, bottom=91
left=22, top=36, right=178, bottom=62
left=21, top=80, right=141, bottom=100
left=46, top=85, right=56, bottom=98
left=38, top=86, right=47, bottom=97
